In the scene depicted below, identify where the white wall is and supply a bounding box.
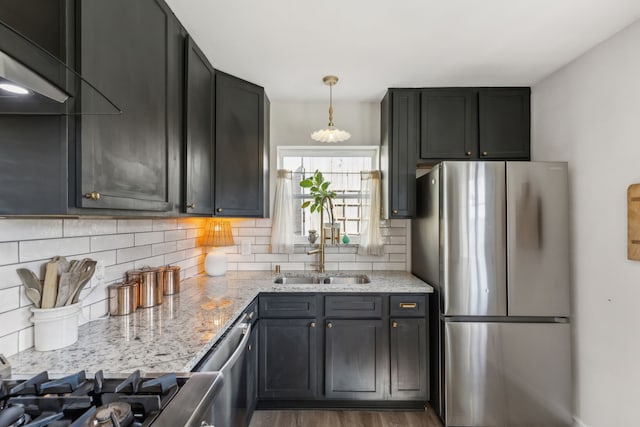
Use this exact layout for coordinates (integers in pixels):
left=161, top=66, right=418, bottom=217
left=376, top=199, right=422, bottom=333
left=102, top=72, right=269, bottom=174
left=532, top=18, right=640, bottom=427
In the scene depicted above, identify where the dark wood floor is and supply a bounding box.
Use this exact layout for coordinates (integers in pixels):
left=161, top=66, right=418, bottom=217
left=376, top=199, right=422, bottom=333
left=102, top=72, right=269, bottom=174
left=249, top=407, right=443, bottom=427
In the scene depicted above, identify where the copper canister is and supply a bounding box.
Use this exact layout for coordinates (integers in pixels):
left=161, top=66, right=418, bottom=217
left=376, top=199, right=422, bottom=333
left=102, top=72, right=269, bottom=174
left=108, top=282, right=137, bottom=316
left=164, top=265, right=181, bottom=295
left=134, top=267, right=163, bottom=308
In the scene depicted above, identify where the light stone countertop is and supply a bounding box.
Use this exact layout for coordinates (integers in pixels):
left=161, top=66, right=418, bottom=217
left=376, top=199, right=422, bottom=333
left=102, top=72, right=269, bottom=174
left=7, top=271, right=432, bottom=377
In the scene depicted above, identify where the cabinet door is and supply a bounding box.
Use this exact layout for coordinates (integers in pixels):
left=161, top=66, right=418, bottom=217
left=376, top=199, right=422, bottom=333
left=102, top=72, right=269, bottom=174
left=215, top=72, right=266, bottom=217
left=259, top=318, right=318, bottom=399
left=420, top=89, right=477, bottom=161
left=478, top=88, right=531, bottom=160
left=325, top=319, right=386, bottom=399
left=184, top=37, right=214, bottom=214
left=390, top=318, right=428, bottom=400
left=388, top=90, right=418, bottom=218
left=77, top=0, right=182, bottom=211
left=246, top=326, right=258, bottom=426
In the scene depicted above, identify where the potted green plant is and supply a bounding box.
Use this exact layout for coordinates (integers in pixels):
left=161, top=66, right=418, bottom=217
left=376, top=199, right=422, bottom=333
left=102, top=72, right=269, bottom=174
left=299, top=170, right=339, bottom=242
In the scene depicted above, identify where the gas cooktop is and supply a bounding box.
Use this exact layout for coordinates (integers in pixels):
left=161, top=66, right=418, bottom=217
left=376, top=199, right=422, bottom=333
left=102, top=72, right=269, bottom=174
left=0, top=369, right=222, bottom=427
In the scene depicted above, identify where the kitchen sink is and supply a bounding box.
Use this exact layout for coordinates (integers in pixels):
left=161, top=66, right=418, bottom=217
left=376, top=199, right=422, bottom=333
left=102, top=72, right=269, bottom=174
left=273, top=274, right=370, bottom=285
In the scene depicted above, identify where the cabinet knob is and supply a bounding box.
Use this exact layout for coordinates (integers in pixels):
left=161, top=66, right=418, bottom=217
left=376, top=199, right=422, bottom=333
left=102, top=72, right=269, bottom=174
left=327, top=322, right=333, bottom=329
left=481, top=151, right=488, bottom=157
left=392, top=209, right=399, bottom=215
left=187, top=203, right=195, bottom=209
left=392, top=321, right=398, bottom=328
left=310, top=322, right=316, bottom=328
left=84, top=191, right=100, bottom=201
left=465, top=151, right=472, bottom=156
left=216, top=208, right=223, bottom=212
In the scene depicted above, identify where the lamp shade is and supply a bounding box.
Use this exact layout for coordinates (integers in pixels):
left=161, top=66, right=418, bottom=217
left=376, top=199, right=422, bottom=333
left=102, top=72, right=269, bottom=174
left=204, top=220, right=235, bottom=276
left=206, top=220, right=235, bottom=247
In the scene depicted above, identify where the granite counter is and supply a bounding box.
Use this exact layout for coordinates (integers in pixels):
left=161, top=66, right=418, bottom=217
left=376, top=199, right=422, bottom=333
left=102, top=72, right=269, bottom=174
left=7, top=271, right=432, bottom=376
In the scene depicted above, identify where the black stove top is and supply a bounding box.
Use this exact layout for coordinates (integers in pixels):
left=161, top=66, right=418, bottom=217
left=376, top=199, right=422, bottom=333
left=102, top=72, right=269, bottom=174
left=0, top=370, right=183, bottom=427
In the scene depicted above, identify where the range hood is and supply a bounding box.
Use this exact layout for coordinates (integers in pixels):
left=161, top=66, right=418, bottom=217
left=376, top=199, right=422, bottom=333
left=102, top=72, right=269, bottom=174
left=0, top=20, right=121, bottom=115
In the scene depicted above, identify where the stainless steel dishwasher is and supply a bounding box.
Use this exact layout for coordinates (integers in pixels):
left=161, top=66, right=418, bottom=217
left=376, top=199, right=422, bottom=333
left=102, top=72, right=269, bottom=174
left=195, top=313, right=252, bottom=427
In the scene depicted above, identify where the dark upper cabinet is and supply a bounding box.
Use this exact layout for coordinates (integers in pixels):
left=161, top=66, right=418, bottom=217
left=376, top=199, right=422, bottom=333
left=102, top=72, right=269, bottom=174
left=184, top=37, right=214, bottom=215
left=390, top=318, right=428, bottom=400
left=418, top=87, right=531, bottom=162
left=259, top=318, right=318, bottom=399
left=381, top=89, right=418, bottom=219
left=214, top=72, right=269, bottom=218
left=478, top=88, right=531, bottom=159
left=76, top=0, right=183, bottom=212
left=324, top=319, right=387, bottom=400
left=420, top=89, right=477, bottom=160
left=0, top=1, right=69, bottom=214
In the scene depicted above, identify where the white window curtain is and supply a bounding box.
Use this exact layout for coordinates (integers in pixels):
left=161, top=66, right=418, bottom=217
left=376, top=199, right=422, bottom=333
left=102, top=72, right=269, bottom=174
left=271, top=169, right=294, bottom=253
left=358, top=170, right=383, bottom=256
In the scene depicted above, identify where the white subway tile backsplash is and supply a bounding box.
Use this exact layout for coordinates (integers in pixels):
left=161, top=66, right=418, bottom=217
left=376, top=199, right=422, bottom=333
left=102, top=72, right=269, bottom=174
left=164, top=251, right=187, bottom=265
left=238, top=227, right=271, bottom=236
left=255, top=254, right=289, bottom=263
left=325, top=253, right=357, bottom=262
left=390, top=219, right=407, bottom=228
left=152, top=242, right=177, bottom=256
left=20, top=237, right=91, bottom=262
left=134, top=231, right=164, bottom=246
left=254, top=218, right=272, bottom=228
left=355, top=254, right=389, bottom=262
left=0, top=242, right=18, bottom=266
left=117, top=219, right=152, bottom=233
left=64, top=219, right=117, bottom=237
left=0, top=287, right=20, bottom=313
left=152, top=219, right=178, bottom=231
left=184, top=247, right=203, bottom=259
left=0, top=260, right=44, bottom=289
left=255, top=236, right=271, bottom=245
left=338, top=262, right=373, bottom=271
left=372, top=262, right=406, bottom=271
left=117, top=246, right=152, bottom=263
left=278, top=262, right=305, bottom=271
left=89, top=250, right=118, bottom=266
left=227, top=254, right=255, bottom=263
left=104, top=262, right=135, bottom=283
left=233, top=219, right=256, bottom=228
left=0, top=332, right=18, bottom=357
left=134, top=256, right=165, bottom=269
left=251, top=245, right=270, bottom=254
left=237, top=262, right=270, bottom=271
left=165, top=230, right=187, bottom=242
left=383, top=245, right=407, bottom=254
left=0, top=219, right=63, bottom=242
left=91, top=234, right=134, bottom=252
left=176, top=238, right=196, bottom=250
left=389, top=253, right=407, bottom=262
left=0, top=307, right=32, bottom=337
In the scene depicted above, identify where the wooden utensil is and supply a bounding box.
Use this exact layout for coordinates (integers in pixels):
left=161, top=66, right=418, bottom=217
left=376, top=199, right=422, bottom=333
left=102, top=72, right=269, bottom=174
left=66, top=259, right=97, bottom=305
left=40, top=261, right=59, bottom=309
left=26, top=287, right=41, bottom=308
left=16, top=268, right=43, bottom=294
left=56, top=271, right=80, bottom=307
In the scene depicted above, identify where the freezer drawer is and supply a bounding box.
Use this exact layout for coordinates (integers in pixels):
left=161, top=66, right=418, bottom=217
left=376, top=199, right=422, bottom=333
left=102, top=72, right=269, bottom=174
left=444, top=321, right=572, bottom=427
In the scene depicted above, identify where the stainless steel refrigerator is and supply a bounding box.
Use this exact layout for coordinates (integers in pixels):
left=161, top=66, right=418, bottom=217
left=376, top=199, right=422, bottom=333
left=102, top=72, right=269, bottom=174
left=412, top=161, right=572, bottom=427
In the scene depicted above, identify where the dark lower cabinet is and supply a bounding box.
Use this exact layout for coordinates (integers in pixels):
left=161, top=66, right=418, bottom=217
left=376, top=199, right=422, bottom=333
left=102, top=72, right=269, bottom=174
left=324, top=319, right=387, bottom=400
left=258, top=318, right=318, bottom=399
left=390, top=318, right=428, bottom=399
left=76, top=0, right=183, bottom=212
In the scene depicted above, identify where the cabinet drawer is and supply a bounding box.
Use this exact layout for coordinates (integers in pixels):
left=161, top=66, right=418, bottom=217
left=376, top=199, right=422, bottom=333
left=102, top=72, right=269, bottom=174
left=390, top=295, right=427, bottom=317
left=325, top=295, right=382, bottom=318
left=259, top=295, right=317, bottom=318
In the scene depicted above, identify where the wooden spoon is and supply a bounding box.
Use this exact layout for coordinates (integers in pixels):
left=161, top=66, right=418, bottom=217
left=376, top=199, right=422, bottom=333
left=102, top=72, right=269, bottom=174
left=40, top=261, right=59, bottom=309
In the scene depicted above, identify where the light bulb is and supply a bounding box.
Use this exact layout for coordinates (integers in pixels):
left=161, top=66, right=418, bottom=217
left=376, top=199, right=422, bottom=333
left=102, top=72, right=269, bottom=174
left=0, top=83, right=29, bottom=95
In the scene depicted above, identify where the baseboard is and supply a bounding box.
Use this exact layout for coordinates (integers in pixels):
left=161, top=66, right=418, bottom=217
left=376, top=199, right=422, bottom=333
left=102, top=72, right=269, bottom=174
left=574, top=416, right=589, bottom=427
left=257, top=399, right=426, bottom=411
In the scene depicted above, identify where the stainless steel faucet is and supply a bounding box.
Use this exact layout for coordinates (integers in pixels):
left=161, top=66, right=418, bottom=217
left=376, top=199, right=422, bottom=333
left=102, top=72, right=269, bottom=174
left=307, top=206, right=326, bottom=272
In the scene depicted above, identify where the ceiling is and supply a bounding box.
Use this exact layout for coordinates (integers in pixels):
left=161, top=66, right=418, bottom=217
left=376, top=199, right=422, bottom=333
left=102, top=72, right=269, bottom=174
left=165, top=0, right=640, bottom=102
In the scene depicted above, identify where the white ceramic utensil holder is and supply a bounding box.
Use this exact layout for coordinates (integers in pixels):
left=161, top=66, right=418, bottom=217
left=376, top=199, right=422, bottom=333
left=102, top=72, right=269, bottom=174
left=30, top=302, right=81, bottom=351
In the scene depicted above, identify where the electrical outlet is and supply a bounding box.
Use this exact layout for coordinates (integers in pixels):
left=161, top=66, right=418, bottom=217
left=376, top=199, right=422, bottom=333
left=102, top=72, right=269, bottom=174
left=241, top=240, right=252, bottom=255
left=91, top=259, right=106, bottom=287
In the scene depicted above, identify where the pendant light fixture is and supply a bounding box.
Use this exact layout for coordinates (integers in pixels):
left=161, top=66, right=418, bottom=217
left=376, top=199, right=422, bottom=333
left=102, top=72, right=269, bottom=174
left=311, top=75, right=351, bottom=143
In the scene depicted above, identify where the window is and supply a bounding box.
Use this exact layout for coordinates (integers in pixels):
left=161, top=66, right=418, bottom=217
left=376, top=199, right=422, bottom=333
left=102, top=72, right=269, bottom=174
left=278, top=146, right=379, bottom=239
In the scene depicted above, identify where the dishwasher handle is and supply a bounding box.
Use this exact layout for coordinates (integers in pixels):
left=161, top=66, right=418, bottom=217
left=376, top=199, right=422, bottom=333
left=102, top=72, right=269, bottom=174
left=220, top=321, right=252, bottom=374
